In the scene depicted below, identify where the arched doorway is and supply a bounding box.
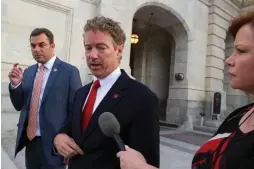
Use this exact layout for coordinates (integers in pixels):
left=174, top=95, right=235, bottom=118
left=130, top=5, right=187, bottom=123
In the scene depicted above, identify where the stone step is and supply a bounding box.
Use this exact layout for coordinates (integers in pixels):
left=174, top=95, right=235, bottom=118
left=159, top=120, right=178, bottom=128
left=193, top=125, right=217, bottom=134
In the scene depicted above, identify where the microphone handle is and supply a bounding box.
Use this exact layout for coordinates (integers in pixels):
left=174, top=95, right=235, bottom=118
left=112, top=134, right=126, bottom=151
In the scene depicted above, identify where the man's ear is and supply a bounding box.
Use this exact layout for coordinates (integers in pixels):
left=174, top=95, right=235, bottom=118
left=51, top=42, right=55, bottom=48
left=117, top=44, right=124, bottom=57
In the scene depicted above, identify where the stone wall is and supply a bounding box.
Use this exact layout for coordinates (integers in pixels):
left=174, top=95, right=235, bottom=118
left=1, top=0, right=98, bottom=113
left=2, top=0, right=253, bottom=128
left=204, top=0, right=239, bottom=126
left=97, top=0, right=210, bottom=125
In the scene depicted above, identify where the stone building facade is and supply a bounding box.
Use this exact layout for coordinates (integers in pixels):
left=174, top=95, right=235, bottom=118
left=2, top=0, right=254, bottom=129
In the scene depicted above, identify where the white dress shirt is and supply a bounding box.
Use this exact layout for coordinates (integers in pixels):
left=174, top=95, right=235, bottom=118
left=83, top=67, right=121, bottom=114
left=11, top=55, right=57, bottom=136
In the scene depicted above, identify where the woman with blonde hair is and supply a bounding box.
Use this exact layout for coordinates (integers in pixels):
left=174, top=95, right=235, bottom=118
left=117, top=11, right=254, bottom=169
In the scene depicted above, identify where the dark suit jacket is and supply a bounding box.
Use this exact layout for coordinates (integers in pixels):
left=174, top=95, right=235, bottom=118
left=61, top=69, right=160, bottom=169
left=9, top=57, right=82, bottom=166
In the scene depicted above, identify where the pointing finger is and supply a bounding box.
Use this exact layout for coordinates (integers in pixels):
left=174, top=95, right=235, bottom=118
left=73, top=145, right=84, bottom=155
left=68, top=141, right=84, bottom=155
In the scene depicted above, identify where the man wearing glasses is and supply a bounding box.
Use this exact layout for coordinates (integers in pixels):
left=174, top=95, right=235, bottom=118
left=8, top=28, right=82, bottom=169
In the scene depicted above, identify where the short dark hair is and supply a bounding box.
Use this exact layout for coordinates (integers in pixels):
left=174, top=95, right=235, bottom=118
left=228, top=11, right=254, bottom=39
left=83, top=16, right=126, bottom=46
left=30, top=28, right=54, bottom=44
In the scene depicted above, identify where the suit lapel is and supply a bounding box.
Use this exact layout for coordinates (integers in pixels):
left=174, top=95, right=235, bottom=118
left=81, top=70, right=129, bottom=142
left=41, top=57, right=62, bottom=104
left=26, top=65, right=38, bottom=108
left=27, top=64, right=38, bottom=92
left=75, top=84, right=92, bottom=144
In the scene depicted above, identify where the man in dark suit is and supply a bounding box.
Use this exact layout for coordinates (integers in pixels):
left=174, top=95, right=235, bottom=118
left=8, top=28, right=82, bottom=169
left=54, top=16, right=160, bottom=169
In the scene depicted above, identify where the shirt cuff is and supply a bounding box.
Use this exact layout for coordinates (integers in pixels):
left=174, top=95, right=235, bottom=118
left=10, top=82, right=21, bottom=89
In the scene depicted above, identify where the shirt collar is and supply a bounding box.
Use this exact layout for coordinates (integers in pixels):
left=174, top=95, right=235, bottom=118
left=93, top=67, right=121, bottom=87
left=38, top=55, right=57, bottom=70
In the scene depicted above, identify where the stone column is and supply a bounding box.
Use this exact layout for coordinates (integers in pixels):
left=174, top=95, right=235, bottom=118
left=204, top=5, right=230, bottom=127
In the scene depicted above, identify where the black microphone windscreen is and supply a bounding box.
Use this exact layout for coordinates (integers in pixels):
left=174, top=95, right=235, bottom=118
left=98, top=112, right=120, bottom=137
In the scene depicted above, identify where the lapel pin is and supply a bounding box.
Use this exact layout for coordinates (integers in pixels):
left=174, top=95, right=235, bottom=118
left=53, top=68, right=57, bottom=72
left=113, top=94, right=119, bottom=99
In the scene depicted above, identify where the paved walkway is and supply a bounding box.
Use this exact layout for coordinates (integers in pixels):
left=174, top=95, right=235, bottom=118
left=2, top=113, right=212, bottom=169
left=159, top=126, right=212, bottom=169
left=2, top=147, right=18, bottom=169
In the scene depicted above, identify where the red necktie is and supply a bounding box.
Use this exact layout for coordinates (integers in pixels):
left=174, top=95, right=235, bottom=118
left=82, top=80, right=100, bottom=132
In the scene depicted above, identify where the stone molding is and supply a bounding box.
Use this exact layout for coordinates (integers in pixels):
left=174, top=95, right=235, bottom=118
left=21, top=0, right=74, bottom=62
left=198, top=0, right=211, bottom=6
left=230, top=0, right=254, bottom=8
left=80, top=0, right=101, bottom=6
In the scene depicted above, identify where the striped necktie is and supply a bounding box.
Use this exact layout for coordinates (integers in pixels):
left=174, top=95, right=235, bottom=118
left=27, top=65, right=45, bottom=140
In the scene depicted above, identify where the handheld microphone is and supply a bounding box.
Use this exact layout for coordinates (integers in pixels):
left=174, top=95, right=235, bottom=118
left=98, top=112, right=126, bottom=151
